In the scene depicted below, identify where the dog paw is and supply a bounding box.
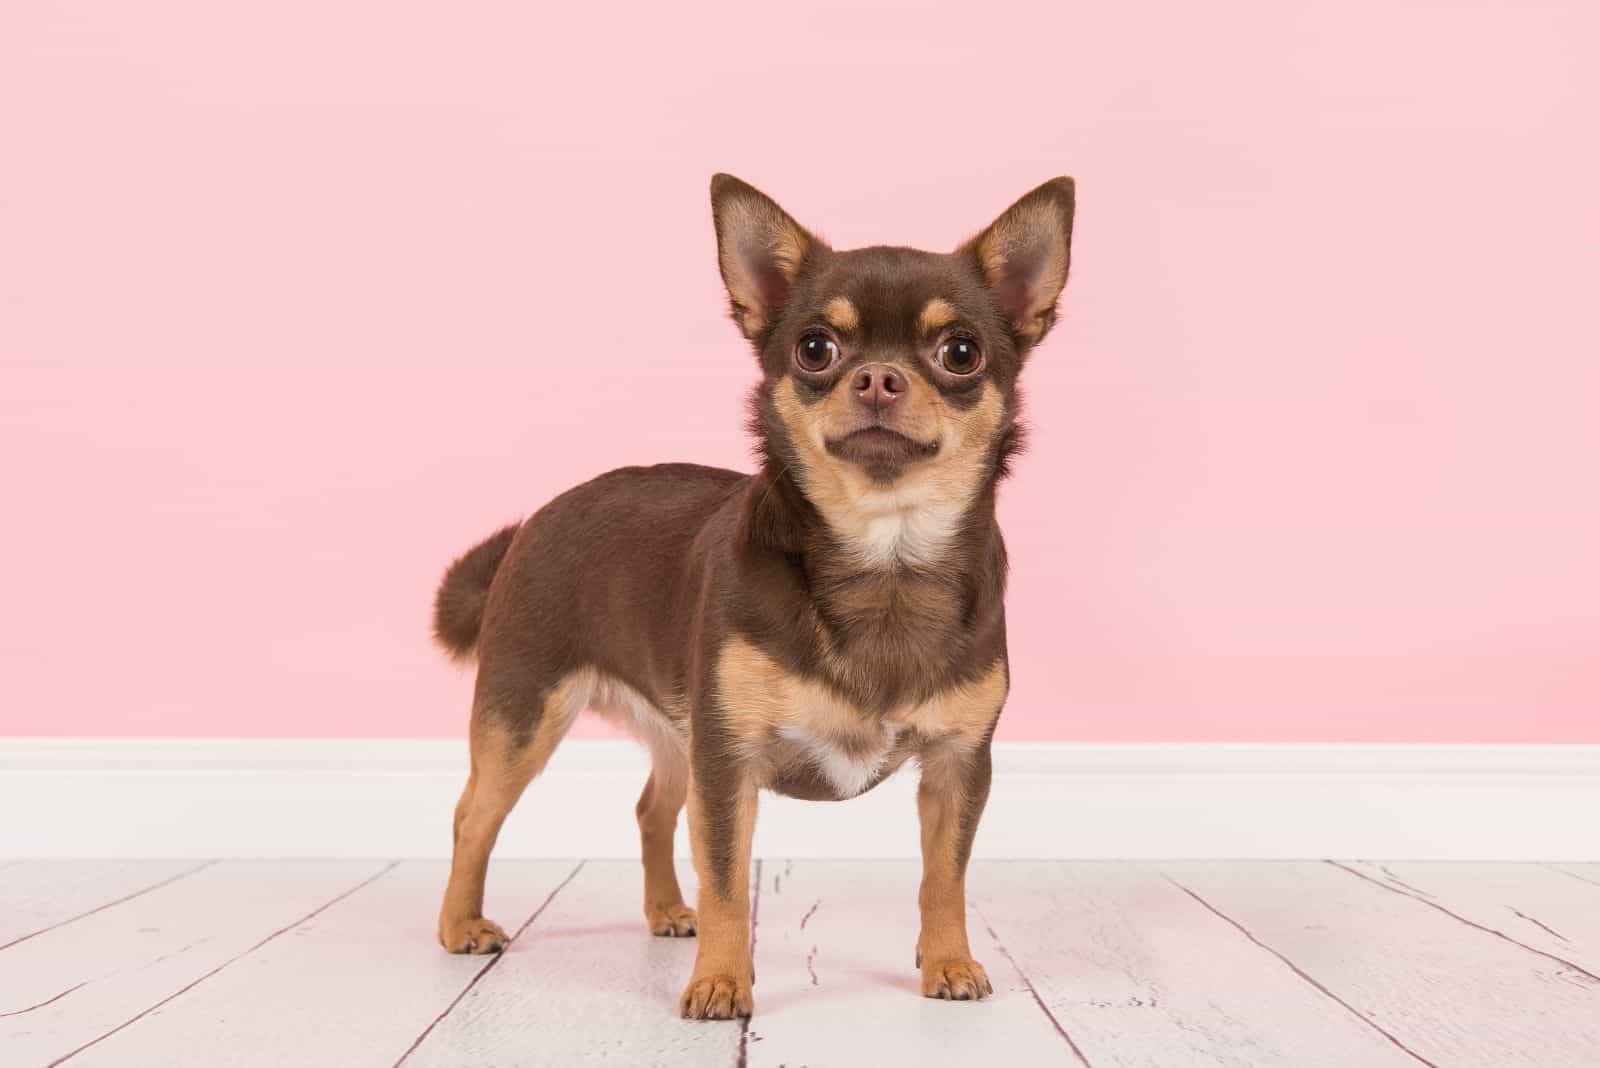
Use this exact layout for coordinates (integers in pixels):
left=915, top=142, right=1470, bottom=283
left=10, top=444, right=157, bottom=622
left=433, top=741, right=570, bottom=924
left=438, top=916, right=508, bottom=954
left=679, top=969, right=753, bottom=1020
left=920, top=956, right=994, bottom=1001
left=647, top=902, right=698, bottom=938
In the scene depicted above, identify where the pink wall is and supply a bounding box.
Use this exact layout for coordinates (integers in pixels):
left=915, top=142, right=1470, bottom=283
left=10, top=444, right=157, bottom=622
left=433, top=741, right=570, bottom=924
left=3, top=2, right=1597, bottom=742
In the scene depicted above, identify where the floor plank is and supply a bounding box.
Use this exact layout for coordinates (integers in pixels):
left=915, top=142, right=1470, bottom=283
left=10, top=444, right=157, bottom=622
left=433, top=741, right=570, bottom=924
left=6, top=859, right=1600, bottom=1066
left=65, top=861, right=578, bottom=1067
left=1167, top=861, right=1600, bottom=1068
left=0, top=860, right=388, bottom=1066
left=977, top=862, right=1420, bottom=1067
left=402, top=860, right=739, bottom=1067
left=746, top=860, right=1081, bottom=1067
left=0, top=860, right=210, bottom=949
left=1348, top=861, right=1600, bottom=977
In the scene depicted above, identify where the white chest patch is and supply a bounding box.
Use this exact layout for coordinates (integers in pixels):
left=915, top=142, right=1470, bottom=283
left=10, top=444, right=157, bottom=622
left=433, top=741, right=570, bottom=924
left=834, top=481, right=966, bottom=568
left=777, top=722, right=903, bottom=798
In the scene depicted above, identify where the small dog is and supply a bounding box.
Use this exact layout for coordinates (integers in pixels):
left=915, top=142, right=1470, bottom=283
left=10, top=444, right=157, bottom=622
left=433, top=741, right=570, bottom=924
left=432, top=174, right=1074, bottom=1020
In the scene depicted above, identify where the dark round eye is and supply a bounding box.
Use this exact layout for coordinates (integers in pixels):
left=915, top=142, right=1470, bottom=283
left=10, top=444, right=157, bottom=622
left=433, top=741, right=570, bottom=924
left=795, top=333, right=839, bottom=373
left=938, top=337, right=983, bottom=375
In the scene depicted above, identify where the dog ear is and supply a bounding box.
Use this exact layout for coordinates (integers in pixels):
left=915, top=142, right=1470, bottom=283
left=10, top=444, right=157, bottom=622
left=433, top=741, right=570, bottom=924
left=710, top=174, right=823, bottom=340
left=961, top=177, right=1075, bottom=347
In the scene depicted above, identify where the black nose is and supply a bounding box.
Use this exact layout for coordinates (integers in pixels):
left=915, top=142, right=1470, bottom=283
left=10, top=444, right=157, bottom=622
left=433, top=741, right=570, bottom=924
left=851, top=363, right=905, bottom=412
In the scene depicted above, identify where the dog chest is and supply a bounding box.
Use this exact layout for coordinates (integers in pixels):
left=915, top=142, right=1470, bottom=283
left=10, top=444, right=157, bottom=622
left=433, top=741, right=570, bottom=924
left=716, top=637, right=1009, bottom=800
left=772, top=718, right=906, bottom=799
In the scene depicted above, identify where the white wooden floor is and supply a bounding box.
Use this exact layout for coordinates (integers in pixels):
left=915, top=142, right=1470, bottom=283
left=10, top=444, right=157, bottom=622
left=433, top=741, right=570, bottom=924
left=2, top=860, right=1598, bottom=1067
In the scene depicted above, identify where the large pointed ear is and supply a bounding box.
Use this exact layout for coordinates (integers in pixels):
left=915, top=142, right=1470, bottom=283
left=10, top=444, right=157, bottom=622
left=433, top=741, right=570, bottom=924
left=710, top=173, right=824, bottom=340
left=960, top=177, right=1075, bottom=347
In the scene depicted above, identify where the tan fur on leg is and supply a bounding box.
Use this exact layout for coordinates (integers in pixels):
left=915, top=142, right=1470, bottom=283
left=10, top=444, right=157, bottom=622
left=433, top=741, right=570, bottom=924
left=679, top=769, right=757, bottom=1019
left=914, top=741, right=996, bottom=1000
left=637, top=768, right=697, bottom=936
left=438, top=681, right=580, bottom=954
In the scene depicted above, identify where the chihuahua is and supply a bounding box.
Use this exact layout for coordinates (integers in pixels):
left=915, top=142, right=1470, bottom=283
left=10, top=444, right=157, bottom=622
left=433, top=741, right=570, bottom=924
left=431, top=174, right=1074, bottom=1020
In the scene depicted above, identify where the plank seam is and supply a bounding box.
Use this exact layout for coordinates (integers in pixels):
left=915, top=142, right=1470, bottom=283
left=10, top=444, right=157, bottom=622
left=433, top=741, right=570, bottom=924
left=48, top=859, right=401, bottom=1066
left=393, top=859, right=587, bottom=1067
left=973, top=901, right=1094, bottom=1067
left=1372, top=864, right=1437, bottom=899
left=1508, top=908, right=1570, bottom=943
left=1162, top=874, right=1441, bottom=1067
left=1544, top=864, right=1600, bottom=890
left=1327, top=861, right=1600, bottom=982
left=736, top=858, right=764, bottom=1068
left=0, top=860, right=218, bottom=952
left=0, top=981, right=89, bottom=1019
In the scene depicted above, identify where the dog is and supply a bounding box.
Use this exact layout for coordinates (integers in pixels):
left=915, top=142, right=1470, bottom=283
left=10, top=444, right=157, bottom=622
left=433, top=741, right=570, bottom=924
left=431, top=173, right=1074, bottom=1020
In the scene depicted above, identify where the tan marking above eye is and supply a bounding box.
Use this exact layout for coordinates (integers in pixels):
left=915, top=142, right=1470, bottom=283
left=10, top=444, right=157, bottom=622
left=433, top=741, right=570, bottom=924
left=917, top=298, right=958, bottom=336
left=823, top=296, right=859, bottom=332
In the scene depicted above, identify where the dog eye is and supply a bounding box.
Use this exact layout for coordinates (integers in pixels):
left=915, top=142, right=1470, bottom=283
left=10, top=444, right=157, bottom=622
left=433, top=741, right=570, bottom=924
left=938, top=337, right=983, bottom=375
left=795, top=333, right=839, bottom=373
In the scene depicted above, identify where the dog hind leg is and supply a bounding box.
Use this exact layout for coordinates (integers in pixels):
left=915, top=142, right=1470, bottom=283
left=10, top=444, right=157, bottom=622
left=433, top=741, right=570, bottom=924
left=437, top=672, right=587, bottom=953
left=637, top=753, right=696, bottom=937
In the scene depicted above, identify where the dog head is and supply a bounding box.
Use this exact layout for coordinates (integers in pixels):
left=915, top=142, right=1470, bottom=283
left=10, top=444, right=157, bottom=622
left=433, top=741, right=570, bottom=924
left=711, top=174, right=1074, bottom=567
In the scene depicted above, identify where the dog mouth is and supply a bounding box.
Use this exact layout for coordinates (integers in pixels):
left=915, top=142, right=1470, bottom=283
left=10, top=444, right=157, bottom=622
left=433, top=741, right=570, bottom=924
left=823, top=426, right=940, bottom=465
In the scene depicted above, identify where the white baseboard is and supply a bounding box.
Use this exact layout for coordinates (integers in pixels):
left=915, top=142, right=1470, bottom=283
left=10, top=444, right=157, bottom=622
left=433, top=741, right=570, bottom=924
left=2, top=739, right=1597, bottom=860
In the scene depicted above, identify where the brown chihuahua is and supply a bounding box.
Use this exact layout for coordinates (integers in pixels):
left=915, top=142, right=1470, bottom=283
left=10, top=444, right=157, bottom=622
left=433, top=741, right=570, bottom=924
left=431, top=173, right=1074, bottom=1020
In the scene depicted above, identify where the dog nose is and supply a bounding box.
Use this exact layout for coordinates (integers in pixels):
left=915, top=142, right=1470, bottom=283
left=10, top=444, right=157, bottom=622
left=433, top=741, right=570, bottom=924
left=851, top=363, right=905, bottom=412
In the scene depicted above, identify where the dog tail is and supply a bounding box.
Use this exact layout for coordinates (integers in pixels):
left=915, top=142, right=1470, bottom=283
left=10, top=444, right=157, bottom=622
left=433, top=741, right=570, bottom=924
left=432, top=523, right=521, bottom=662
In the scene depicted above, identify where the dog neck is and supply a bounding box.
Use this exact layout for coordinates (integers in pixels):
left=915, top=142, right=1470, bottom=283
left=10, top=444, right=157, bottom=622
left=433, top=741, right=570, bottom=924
left=739, top=461, right=1008, bottom=709
left=746, top=461, right=996, bottom=561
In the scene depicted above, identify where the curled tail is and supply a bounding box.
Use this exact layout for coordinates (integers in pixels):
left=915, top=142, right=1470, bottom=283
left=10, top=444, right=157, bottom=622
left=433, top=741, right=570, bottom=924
left=432, top=523, right=520, bottom=661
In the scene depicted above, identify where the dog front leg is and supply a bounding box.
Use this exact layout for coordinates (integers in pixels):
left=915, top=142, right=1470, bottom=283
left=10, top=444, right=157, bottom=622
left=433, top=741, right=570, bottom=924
left=915, top=738, right=995, bottom=1000
left=679, top=755, right=757, bottom=1019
